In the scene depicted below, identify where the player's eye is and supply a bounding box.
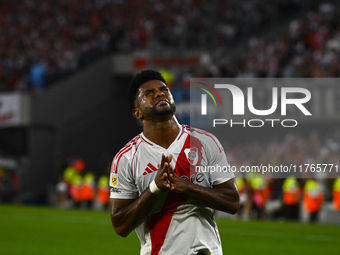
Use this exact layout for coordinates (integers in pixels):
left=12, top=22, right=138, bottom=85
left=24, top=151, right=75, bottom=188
left=145, top=91, right=153, bottom=96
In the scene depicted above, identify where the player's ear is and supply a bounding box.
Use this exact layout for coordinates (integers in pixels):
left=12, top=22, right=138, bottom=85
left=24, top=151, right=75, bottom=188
left=132, top=108, right=143, bottom=120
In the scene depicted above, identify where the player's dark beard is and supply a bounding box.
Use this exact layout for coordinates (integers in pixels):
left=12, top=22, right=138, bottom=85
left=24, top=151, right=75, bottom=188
left=151, top=101, right=176, bottom=117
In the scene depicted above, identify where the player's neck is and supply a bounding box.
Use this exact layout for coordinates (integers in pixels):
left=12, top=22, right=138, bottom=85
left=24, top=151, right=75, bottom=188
left=142, top=117, right=181, bottom=149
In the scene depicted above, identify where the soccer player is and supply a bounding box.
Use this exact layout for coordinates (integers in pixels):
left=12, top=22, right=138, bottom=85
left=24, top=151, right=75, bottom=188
left=109, top=70, right=240, bottom=255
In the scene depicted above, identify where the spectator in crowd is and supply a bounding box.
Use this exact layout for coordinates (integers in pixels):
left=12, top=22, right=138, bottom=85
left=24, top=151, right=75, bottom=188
left=81, top=172, right=95, bottom=209
left=29, top=61, right=48, bottom=91
left=282, top=176, right=301, bottom=220
left=96, top=174, right=110, bottom=210
left=61, top=157, right=86, bottom=208
left=56, top=177, right=69, bottom=208
left=303, top=178, right=325, bottom=222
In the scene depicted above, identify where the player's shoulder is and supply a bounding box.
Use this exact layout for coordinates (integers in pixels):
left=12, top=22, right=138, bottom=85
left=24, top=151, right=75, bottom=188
left=111, top=134, right=142, bottom=172
left=117, top=134, right=142, bottom=157
left=183, top=124, right=218, bottom=141
left=182, top=125, right=223, bottom=152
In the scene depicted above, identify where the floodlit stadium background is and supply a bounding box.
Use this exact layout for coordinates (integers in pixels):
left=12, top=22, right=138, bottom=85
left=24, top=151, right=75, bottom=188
left=0, top=0, right=340, bottom=254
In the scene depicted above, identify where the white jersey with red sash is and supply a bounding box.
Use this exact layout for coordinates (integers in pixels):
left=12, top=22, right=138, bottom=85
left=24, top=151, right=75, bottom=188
left=110, top=125, right=234, bottom=255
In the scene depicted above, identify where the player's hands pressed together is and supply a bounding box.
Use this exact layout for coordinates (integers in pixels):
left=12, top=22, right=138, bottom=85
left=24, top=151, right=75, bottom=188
left=157, top=154, right=240, bottom=214
left=167, top=161, right=188, bottom=193
left=156, top=153, right=188, bottom=193
left=155, top=154, right=172, bottom=191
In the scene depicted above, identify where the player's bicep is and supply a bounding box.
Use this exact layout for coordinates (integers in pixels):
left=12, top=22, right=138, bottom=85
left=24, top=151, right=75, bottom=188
left=110, top=198, right=136, bottom=216
left=212, top=178, right=240, bottom=213
left=213, top=178, right=240, bottom=203
left=110, top=197, right=137, bottom=234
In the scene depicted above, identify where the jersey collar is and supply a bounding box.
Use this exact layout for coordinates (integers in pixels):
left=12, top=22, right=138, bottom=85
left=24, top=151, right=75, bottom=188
left=140, top=124, right=184, bottom=149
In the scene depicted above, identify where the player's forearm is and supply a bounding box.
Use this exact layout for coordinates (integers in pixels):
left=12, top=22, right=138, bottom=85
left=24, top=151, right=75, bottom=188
left=110, top=189, right=157, bottom=237
left=184, top=182, right=240, bottom=214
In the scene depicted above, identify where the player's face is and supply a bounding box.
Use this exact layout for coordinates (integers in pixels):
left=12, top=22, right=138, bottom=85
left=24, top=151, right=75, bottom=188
left=134, top=80, right=176, bottom=120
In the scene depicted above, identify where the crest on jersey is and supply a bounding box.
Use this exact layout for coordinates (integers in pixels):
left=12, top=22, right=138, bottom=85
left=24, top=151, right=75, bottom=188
left=184, top=147, right=199, bottom=165
left=111, top=173, right=118, bottom=186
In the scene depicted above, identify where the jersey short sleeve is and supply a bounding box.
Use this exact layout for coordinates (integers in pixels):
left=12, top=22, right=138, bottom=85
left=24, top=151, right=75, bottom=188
left=203, top=133, right=235, bottom=186
left=109, top=153, right=138, bottom=199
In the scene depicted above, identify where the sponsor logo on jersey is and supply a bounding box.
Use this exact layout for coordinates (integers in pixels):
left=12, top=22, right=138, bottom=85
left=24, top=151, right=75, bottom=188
left=143, top=163, right=158, bottom=175
left=110, top=187, right=121, bottom=193
left=196, top=173, right=205, bottom=183
left=184, top=147, right=199, bottom=165
left=181, top=173, right=205, bottom=183
left=111, top=173, right=118, bottom=186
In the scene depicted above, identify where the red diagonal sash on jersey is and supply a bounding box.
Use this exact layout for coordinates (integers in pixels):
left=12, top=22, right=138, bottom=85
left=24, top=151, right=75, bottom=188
left=148, top=135, right=203, bottom=255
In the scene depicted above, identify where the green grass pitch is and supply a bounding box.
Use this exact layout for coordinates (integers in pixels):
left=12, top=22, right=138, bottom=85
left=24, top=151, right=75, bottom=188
left=0, top=204, right=339, bottom=255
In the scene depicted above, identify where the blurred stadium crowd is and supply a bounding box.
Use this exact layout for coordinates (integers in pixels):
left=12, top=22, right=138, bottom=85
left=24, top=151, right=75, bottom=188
left=3, top=0, right=340, bottom=91
left=226, top=128, right=340, bottom=221
left=1, top=0, right=340, bottom=222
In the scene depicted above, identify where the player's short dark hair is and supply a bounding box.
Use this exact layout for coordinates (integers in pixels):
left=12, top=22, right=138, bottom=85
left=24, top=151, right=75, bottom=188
left=127, top=69, right=167, bottom=109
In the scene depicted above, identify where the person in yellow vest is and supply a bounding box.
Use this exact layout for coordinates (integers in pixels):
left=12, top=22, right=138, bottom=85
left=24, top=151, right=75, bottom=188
left=332, top=177, right=340, bottom=210
left=63, top=165, right=77, bottom=188
left=249, top=177, right=270, bottom=219
left=282, top=177, right=301, bottom=220
left=70, top=173, right=83, bottom=208
left=81, top=172, right=95, bottom=209
left=62, top=158, right=85, bottom=198
left=303, top=178, right=324, bottom=222
left=96, top=175, right=110, bottom=210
